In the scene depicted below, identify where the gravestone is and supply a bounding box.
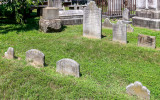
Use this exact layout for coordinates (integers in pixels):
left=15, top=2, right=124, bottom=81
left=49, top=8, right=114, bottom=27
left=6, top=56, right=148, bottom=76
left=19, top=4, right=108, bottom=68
left=102, top=18, right=113, bottom=29
left=83, top=1, right=102, bottom=39
left=127, top=24, right=134, bottom=32
left=4, top=47, right=15, bottom=59
left=53, top=0, right=62, bottom=9
left=39, top=0, right=62, bottom=33
left=113, top=21, right=127, bottom=44
left=122, top=8, right=130, bottom=21
left=133, top=0, right=160, bottom=30
left=56, top=58, right=80, bottom=77
left=26, top=49, right=45, bottom=67
left=138, top=34, right=156, bottom=49
left=126, top=81, right=150, bottom=100
left=136, top=0, right=146, bottom=9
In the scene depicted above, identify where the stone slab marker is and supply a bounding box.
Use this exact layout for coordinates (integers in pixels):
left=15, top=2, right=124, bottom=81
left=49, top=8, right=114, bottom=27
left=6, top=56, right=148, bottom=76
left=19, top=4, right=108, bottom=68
left=83, top=1, right=102, bottom=39
left=26, top=49, right=45, bottom=67
left=102, top=18, right=113, bottom=29
left=113, top=21, right=127, bottom=44
left=126, top=81, right=150, bottom=100
left=122, top=8, right=130, bottom=21
left=53, top=0, right=62, bottom=9
left=138, top=34, right=156, bottom=49
left=4, top=47, right=15, bottom=59
left=56, top=58, right=80, bottom=77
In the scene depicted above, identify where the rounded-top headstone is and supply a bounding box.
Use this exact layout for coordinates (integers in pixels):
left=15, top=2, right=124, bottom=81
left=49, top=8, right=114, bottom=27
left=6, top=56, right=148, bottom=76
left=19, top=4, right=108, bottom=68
left=56, top=58, right=80, bottom=77
left=26, top=49, right=45, bottom=67
left=126, top=81, right=150, bottom=100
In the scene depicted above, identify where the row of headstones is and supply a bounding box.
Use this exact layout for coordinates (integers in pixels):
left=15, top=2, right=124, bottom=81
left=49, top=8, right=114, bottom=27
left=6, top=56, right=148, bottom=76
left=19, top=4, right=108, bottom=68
left=83, top=1, right=156, bottom=49
left=4, top=47, right=150, bottom=99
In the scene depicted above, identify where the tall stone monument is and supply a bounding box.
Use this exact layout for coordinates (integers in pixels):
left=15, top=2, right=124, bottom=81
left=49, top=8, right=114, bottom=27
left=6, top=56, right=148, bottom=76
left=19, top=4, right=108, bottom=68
left=83, top=1, right=102, bottom=39
left=39, top=0, right=62, bottom=33
left=133, top=0, right=160, bottom=31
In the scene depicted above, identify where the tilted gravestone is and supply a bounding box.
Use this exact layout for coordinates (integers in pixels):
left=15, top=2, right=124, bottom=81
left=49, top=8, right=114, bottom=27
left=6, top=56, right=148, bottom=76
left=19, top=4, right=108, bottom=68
left=138, top=34, right=156, bottom=49
left=4, top=47, right=15, bottom=59
left=83, top=1, right=102, bottom=39
left=113, top=20, right=127, bottom=44
left=56, top=58, right=80, bottom=77
left=26, top=49, right=45, bottom=67
left=126, top=81, right=150, bottom=100
left=102, top=18, right=113, bottom=29
left=122, top=8, right=130, bottom=21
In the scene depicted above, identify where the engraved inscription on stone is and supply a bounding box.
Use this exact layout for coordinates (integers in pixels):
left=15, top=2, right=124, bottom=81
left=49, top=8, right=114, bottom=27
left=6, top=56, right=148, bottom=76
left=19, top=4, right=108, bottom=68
left=83, top=1, right=102, bottom=39
left=138, top=34, right=156, bottom=49
left=56, top=58, right=80, bottom=77
left=113, top=20, right=127, bottom=44
left=26, top=49, right=45, bottom=67
left=126, top=81, right=150, bottom=100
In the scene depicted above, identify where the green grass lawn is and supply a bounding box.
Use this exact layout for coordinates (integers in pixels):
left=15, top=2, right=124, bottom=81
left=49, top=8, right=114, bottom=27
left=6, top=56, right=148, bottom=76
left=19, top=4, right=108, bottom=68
left=0, top=15, right=160, bottom=99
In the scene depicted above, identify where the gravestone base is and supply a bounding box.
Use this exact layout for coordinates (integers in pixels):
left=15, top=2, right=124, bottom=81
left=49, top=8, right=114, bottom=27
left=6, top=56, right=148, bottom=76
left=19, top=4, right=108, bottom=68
left=39, top=18, right=62, bottom=33
left=133, top=9, right=160, bottom=31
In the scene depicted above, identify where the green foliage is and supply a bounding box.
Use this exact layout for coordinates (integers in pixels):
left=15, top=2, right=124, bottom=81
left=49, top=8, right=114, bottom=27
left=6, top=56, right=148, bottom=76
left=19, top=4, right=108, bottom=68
left=0, top=0, right=43, bottom=24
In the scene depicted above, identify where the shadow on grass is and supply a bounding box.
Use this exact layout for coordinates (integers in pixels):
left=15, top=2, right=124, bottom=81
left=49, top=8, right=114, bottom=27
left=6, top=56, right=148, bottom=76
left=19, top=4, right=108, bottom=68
left=0, top=12, right=40, bottom=34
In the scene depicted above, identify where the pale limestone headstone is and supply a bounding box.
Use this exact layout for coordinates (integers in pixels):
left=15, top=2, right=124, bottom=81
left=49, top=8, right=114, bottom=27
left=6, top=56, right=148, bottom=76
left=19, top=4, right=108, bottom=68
left=74, top=4, right=77, bottom=10
left=127, top=24, right=134, bottom=32
left=102, top=18, right=113, bottom=29
left=126, top=81, right=150, bottom=100
left=113, top=20, right=127, bottom=44
left=48, top=0, right=54, bottom=7
left=56, top=58, right=80, bottom=77
left=83, top=1, right=102, bottom=39
left=26, top=49, right=45, bottom=67
left=148, top=0, right=157, bottom=9
left=4, top=47, right=15, bottom=59
left=138, top=34, right=156, bottom=49
left=53, top=0, right=62, bottom=8
left=123, top=8, right=130, bottom=21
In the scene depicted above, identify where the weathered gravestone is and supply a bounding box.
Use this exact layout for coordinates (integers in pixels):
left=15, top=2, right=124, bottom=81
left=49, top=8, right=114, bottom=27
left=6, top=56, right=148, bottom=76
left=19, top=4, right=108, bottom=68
left=48, top=0, right=62, bottom=9
left=138, top=34, right=156, bottom=49
left=26, top=49, right=45, bottom=67
left=102, top=18, right=113, bottom=29
left=136, top=0, right=146, bottom=9
left=123, top=8, right=130, bottom=21
left=133, top=0, right=160, bottom=30
left=83, top=1, right=102, bottom=39
left=113, top=21, right=127, bottom=44
left=74, top=4, right=77, bottom=10
left=126, top=81, right=150, bottom=100
left=39, top=0, right=62, bottom=33
left=127, top=24, right=134, bottom=32
left=4, top=47, right=15, bottom=59
left=56, top=58, right=80, bottom=77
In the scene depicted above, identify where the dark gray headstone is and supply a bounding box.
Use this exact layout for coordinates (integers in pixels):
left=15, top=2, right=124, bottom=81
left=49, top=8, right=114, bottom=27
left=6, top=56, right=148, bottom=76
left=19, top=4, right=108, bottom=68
left=4, top=47, right=15, bottom=59
left=126, top=81, right=150, bottom=100
left=123, top=8, right=130, bottom=21
left=83, top=1, right=102, bottom=39
left=56, top=58, right=80, bottom=77
left=138, top=34, right=156, bottom=49
left=26, top=49, right=45, bottom=67
left=113, top=21, right=127, bottom=44
left=102, top=18, right=113, bottom=29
